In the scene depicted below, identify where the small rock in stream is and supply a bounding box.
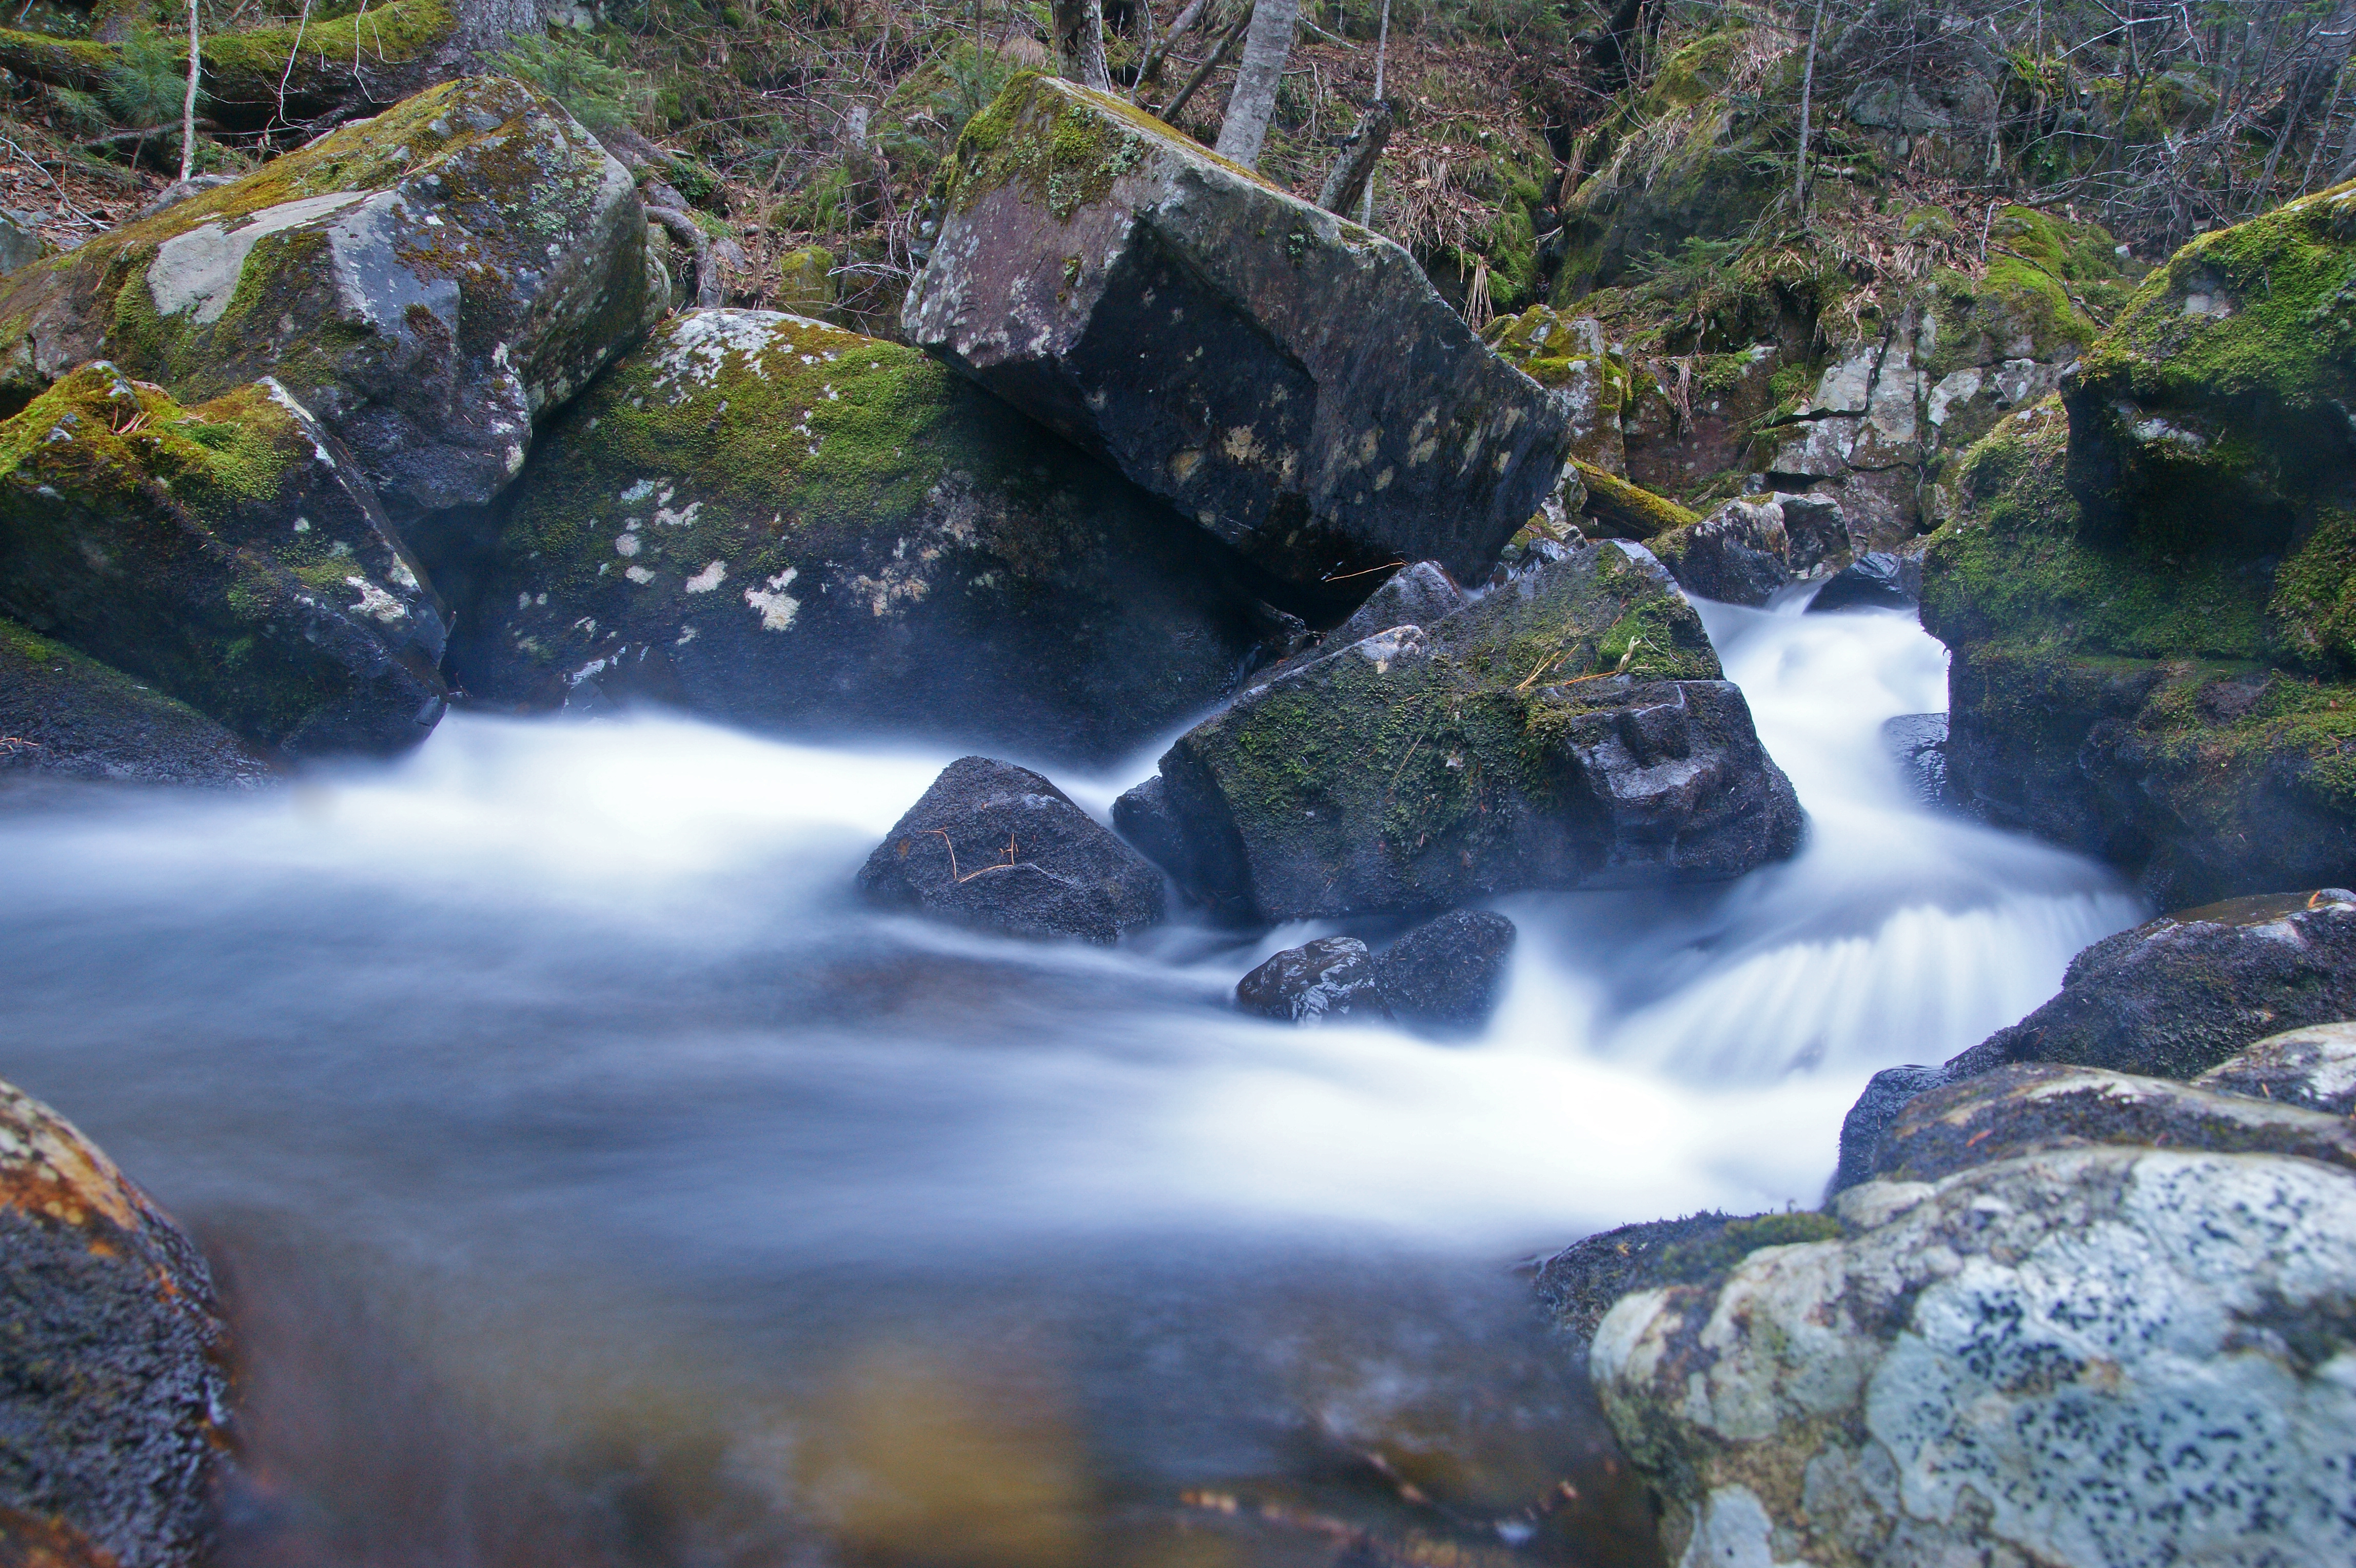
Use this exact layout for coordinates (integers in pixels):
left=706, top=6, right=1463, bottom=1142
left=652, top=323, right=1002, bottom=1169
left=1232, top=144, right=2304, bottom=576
left=1235, top=911, right=1518, bottom=1034
left=1234, top=936, right=1383, bottom=1024
left=858, top=756, right=1165, bottom=944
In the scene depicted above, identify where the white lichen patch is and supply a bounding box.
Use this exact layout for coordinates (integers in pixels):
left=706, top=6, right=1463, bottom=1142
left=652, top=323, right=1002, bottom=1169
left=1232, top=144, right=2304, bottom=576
left=683, top=560, right=727, bottom=594
left=148, top=191, right=370, bottom=323
left=624, top=565, right=656, bottom=584
left=343, top=576, right=408, bottom=624
left=744, top=567, right=800, bottom=631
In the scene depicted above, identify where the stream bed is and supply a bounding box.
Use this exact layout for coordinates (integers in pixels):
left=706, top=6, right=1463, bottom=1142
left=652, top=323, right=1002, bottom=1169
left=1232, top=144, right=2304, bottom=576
left=0, top=591, right=2143, bottom=1566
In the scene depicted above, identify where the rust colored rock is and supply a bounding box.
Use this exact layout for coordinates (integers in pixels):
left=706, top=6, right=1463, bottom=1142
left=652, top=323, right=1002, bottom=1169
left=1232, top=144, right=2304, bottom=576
left=903, top=74, right=1567, bottom=589
left=0, top=1081, right=230, bottom=1568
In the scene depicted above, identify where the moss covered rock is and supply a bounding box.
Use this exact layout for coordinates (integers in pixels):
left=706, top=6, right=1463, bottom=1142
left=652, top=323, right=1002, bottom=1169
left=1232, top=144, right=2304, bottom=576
left=0, top=616, right=271, bottom=786
left=0, top=75, right=662, bottom=523
left=0, top=1076, right=232, bottom=1568
left=450, top=309, right=1277, bottom=763
left=904, top=73, right=1567, bottom=591
left=1117, top=540, right=1800, bottom=922
left=0, top=363, right=447, bottom=757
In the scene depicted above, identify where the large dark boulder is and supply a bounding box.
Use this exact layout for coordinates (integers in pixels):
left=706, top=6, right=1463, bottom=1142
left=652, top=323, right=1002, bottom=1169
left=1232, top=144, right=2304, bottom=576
left=0, top=77, right=662, bottom=523
left=1645, top=497, right=1794, bottom=607
left=1805, top=550, right=1920, bottom=614
left=448, top=309, right=1278, bottom=765
left=1122, top=541, right=1802, bottom=922
left=858, top=756, right=1165, bottom=944
left=0, top=364, right=447, bottom=757
left=902, top=74, right=1568, bottom=590
left=0, top=1079, right=231, bottom=1568
left=0, top=616, right=272, bottom=786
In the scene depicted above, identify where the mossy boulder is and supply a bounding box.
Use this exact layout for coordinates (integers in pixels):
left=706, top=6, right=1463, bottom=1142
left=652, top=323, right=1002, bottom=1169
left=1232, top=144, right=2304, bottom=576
left=903, top=73, right=1568, bottom=591
left=449, top=309, right=1277, bottom=764
left=2066, top=179, right=2356, bottom=579
left=1925, top=388, right=2356, bottom=901
left=0, top=1076, right=232, bottom=1568
left=0, top=364, right=447, bottom=757
left=1116, top=540, right=1801, bottom=922
left=1483, top=306, right=1627, bottom=473
left=0, top=616, right=271, bottom=786
left=0, top=75, right=662, bottom=523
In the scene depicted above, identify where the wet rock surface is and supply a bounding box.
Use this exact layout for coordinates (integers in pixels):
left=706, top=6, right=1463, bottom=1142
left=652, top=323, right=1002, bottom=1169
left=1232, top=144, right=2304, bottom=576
left=1805, top=549, right=1920, bottom=613
left=858, top=756, right=1165, bottom=944
left=1878, top=712, right=1947, bottom=807
left=450, top=309, right=1278, bottom=765
left=0, top=1078, right=231, bottom=1568
left=0, top=364, right=447, bottom=757
left=1234, top=910, right=1518, bottom=1034
left=1645, top=496, right=1793, bottom=607
left=0, top=616, right=272, bottom=786
left=1825, top=1061, right=1952, bottom=1198
left=0, top=77, right=661, bottom=523
left=1121, top=541, right=1801, bottom=922
left=1233, top=936, right=1382, bottom=1025
left=1867, top=1061, right=2356, bottom=1186
left=1595, top=1148, right=2356, bottom=1568
left=902, top=74, right=1567, bottom=589
left=2195, top=1019, right=2356, bottom=1115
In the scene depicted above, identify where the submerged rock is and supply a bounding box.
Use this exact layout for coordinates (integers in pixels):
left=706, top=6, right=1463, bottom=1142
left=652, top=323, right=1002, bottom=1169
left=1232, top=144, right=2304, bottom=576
left=1879, top=711, right=1947, bottom=807
left=858, top=756, right=1164, bottom=944
left=1233, top=909, right=1518, bottom=1034
left=1373, top=909, right=1518, bottom=1034
left=0, top=364, right=446, bottom=756
left=1123, top=541, right=1801, bottom=922
left=451, top=309, right=1276, bottom=764
left=0, top=1078, right=231, bottom=1568
left=1233, top=936, right=1381, bottom=1025
left=1866, top=1061, right=2356, bottom=1186
left=903, top=74, right=1567, bottom=589
left=2194, top=1019, right=2356, bottom=1115
left=0, top=616, right=271, bottom=787
left=0, top=76, right=662, bottom=522
left=1595, top=1148, right=2356, bottom=1568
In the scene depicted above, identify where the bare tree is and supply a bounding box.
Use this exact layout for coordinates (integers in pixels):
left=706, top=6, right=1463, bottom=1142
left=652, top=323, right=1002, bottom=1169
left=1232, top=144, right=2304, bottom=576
left=1052, top=0, right=1114, bottom=92
left=179, top=0, right=200, bottom=185
left=1214, top=0, right=1301, bottom=169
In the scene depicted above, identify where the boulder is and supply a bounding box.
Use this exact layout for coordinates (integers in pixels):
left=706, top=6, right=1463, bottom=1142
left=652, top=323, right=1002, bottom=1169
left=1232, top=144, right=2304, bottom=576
left=1805, top=549, right=1920, bottom=613
left=0, top=76, right=663, bottom=523
left=1373, top=909, right=1517, bottom=1034
left=0, top=209, right=42, bottom=277
left=0, top=616, right=272, bottom=786
left=1122, top=541, right=1802, bottom=922
left=0, top=364, right=447, bottom=757
left=1866, top=1061, right=2356, bottom=1187
left=1947, top=889, right=2356, bottom=1081
left=1645, top=496, right=1793, bottom=606
left=1824, top=1061, right=1952, bottom=1198
left=1233, top=936, right=1381, bottom=1025
left=2195, top=1019, right=2356, bottom=1115
left=1879, top=712, right=1947, bottom=807
left=1534, top=1209, right=1843, bottom=1343
left=1240, top=559, right=1466, bottom=694
left=858, top=756, right=1164, bottom=944
left=0, top=1078, right=231, bottom=1568
left=1233, top=909, right=1518, bottom=1034
left=901, top=74, right=1567, bottom=589
left=1595, top=1148, right=2356, bottom=1568
left=448, top=309, right=1278, bottom=763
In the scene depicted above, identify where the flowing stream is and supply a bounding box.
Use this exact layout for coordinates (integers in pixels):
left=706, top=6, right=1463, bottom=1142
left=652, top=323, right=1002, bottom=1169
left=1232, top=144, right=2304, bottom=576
left=0, top=588, right=2143, bottom=1566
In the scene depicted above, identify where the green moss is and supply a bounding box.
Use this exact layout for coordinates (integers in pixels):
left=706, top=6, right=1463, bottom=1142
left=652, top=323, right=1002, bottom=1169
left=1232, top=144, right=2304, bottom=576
left=1575, top=458, right=1699, bottom=539
left=941, top=72, right=1265, bottom=223
left=1650, top=1211, right=1844, bottom=1284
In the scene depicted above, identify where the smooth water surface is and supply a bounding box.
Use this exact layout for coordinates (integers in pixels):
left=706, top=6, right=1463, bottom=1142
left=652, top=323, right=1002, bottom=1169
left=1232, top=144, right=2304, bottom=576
left=0, top=592, right=2142, bottom=1566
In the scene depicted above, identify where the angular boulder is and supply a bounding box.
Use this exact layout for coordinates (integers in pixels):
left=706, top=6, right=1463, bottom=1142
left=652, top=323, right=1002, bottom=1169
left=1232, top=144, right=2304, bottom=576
left=450, top=309, right=1277, bottom=763
left=1233, top=935, right=1381, bottom=1025
left=0, top=76, right=662, bottom=522
left=902, top=74, right=1567, bottom=589
left=1647, top=492, right=1853, bottom=607
left=1805, top=549, right=1920, bottom=613
left=2195, top=1020, right=2356, bottom=1115
left=858, top=756, right=1164, bottom=944
left=1595, top=1149, right=2356, bottom=1568
left=0, top=616, right=271, bottom=786
left=1866, top=1061, right=2356, bottom=1187
left=1239, top=559, right=1466, bottom=694
left=0, top=1079, right=232, bottom=1568
left=0, top=364, right=447, bottom=756
left=1373, top=909, right=1517, bottom=1034
left=1122, top=541, right=1802, bottom=922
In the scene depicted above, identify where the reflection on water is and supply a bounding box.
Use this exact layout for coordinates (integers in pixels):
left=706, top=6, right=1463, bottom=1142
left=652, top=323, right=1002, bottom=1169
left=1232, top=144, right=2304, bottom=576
left=0, top=591, right=2140, bottom=1565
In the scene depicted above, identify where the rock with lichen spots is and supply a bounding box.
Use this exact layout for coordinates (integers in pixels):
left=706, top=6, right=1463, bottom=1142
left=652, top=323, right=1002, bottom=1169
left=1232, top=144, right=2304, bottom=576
left=902, top=73, right=1567, bottom=590
left=449, top=308, right=1278, bottom=763
left=0, top=75, right=662, bottom=522
left=0, top=1076, right=231, bottom=1568
left=1594, top=1148, right=2356, bottom=1568
left=1120, top=540, right=1801, bottom=922
left=2196, top=1019, right=2356, bottom=1114
left=0, top=363, right=447, bottom=757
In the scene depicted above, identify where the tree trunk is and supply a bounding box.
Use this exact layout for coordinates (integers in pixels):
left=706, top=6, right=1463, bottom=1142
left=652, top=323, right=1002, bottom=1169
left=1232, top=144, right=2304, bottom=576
left=179, top=0, right=200, bottom=184
left=1792, top=0, right=1825, bottom=209
left=1213, top=0, right=1300, bottom=169
left=1051, top=0, right=1114, bottom=92
left=1133, top=0, right=1211, bottom=99
left=1316, top=97, right=1392, bottom=213
left=1155, top=3, right=1251, bottom=124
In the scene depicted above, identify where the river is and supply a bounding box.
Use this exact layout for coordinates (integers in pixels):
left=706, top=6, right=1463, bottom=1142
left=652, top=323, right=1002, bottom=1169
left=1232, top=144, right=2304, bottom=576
left=0, top=585, right=2142, bottom=1566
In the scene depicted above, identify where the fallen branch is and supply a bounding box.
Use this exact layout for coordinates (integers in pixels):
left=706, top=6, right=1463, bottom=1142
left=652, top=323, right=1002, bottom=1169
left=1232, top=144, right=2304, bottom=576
left=1152, top=1, right=1252, bottom=124
left=645, top=204, right=720, bottom=309
left=1315, top=96, right=1393, bottom=213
